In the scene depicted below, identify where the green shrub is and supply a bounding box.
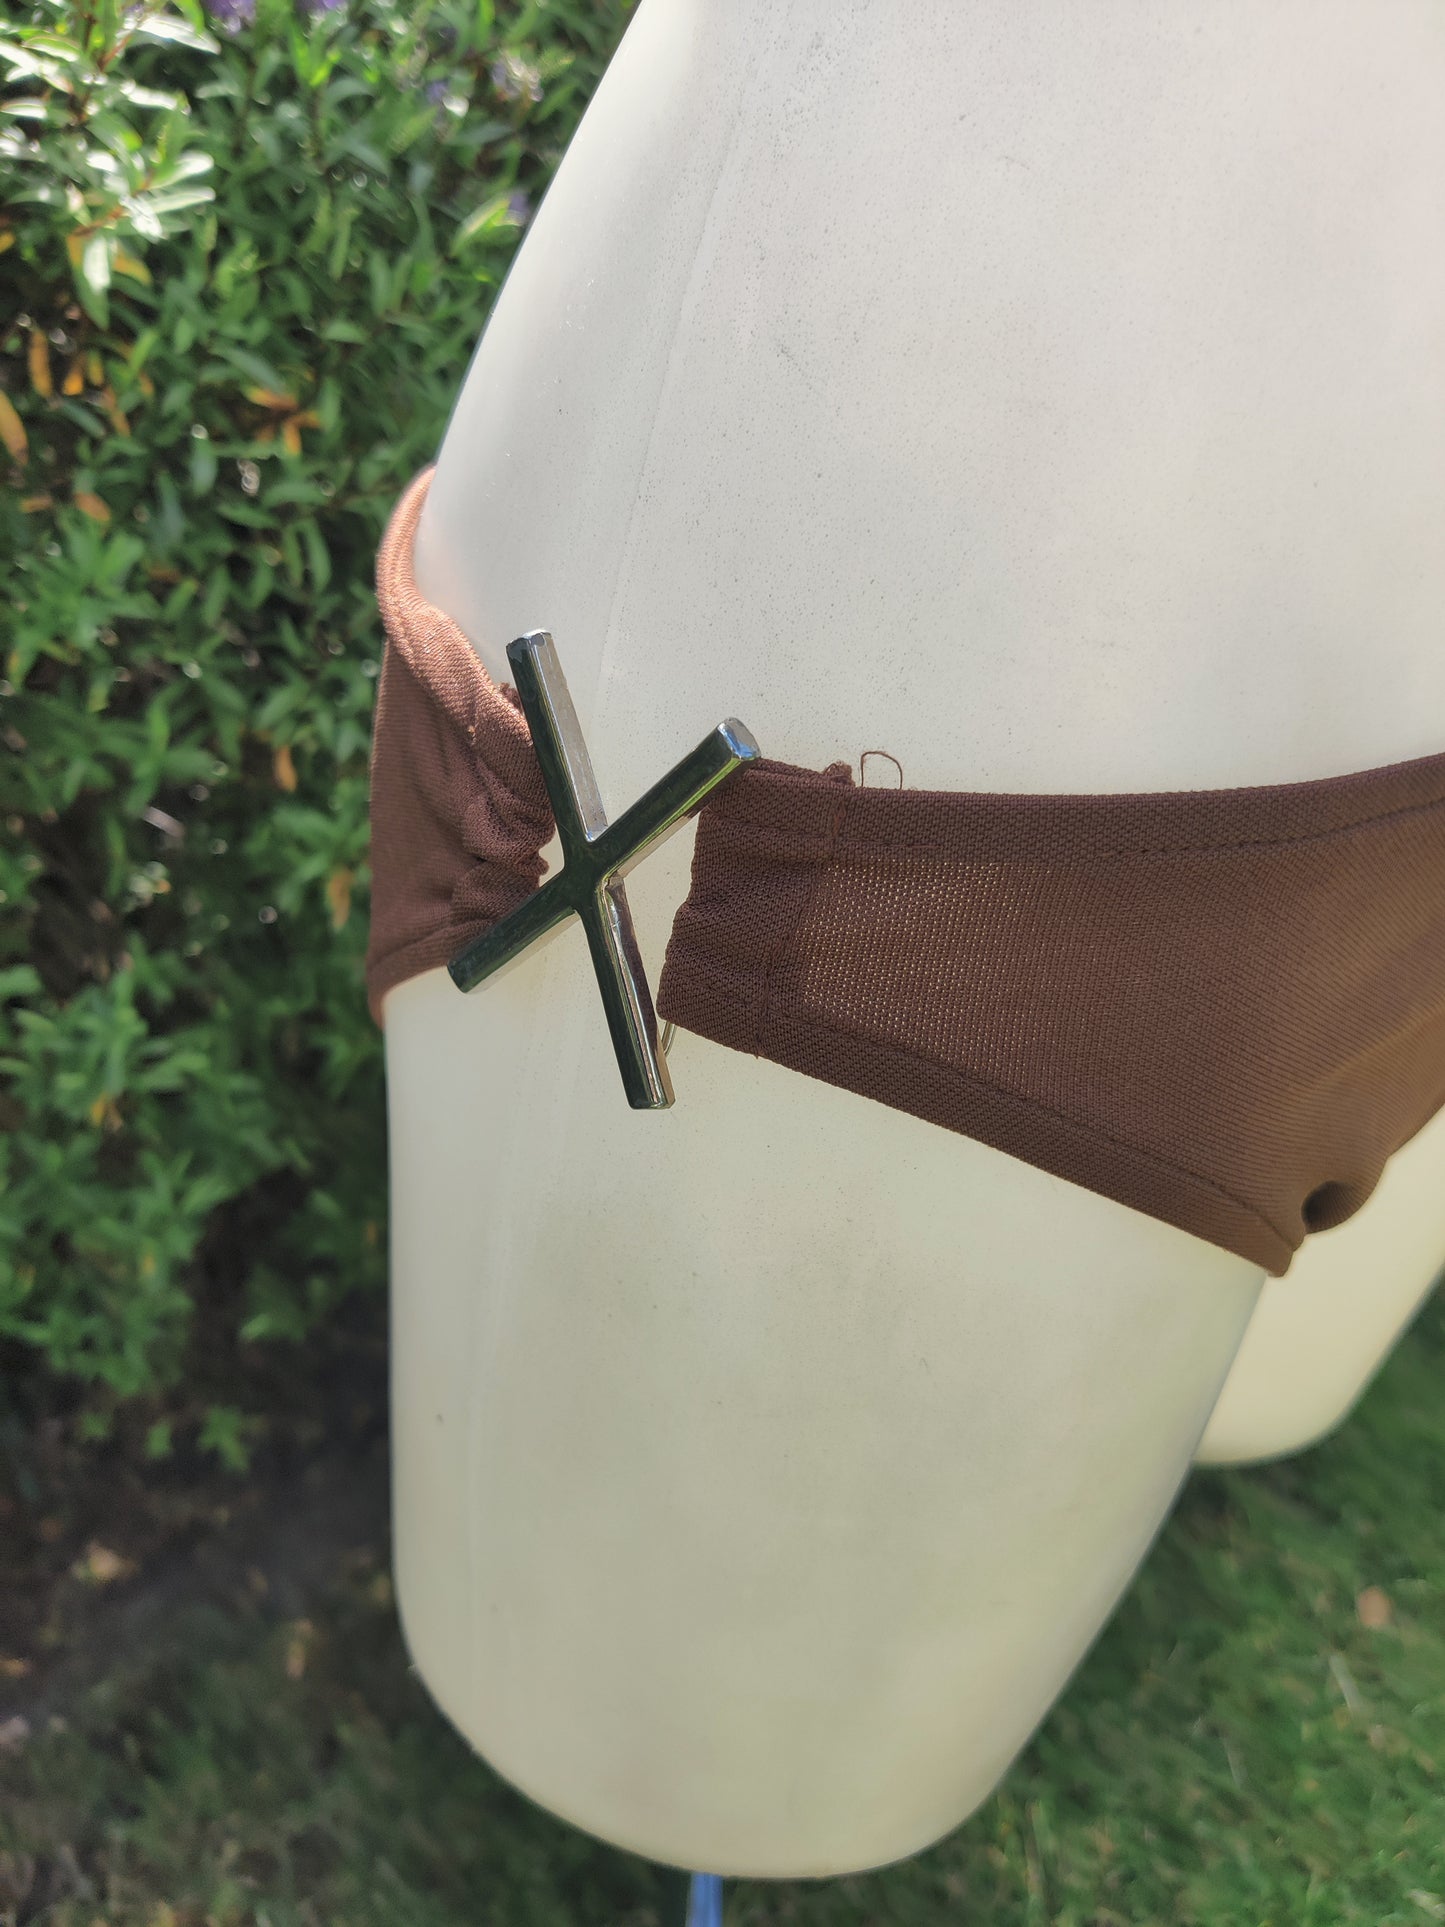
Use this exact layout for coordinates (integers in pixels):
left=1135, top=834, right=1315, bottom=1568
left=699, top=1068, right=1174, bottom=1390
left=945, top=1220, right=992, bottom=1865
left=0, top=0, right=632, bottom=1446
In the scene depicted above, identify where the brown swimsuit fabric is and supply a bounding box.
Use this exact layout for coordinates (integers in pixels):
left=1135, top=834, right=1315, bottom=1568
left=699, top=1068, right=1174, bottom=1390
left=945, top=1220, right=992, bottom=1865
left=368, top=467, right=1445, bottom=1276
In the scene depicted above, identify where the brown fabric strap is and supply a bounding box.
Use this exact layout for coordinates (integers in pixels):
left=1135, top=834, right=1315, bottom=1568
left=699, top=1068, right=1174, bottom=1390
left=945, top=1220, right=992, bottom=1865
left=366, top=467, right=554, bottom=1023
left=653, top=754, right=1445, bottom=1275
left=368, top=467, right=1445, bottom=1276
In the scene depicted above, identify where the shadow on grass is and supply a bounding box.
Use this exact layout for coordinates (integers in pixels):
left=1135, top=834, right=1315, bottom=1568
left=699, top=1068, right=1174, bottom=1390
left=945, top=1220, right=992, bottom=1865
left=2, top=1287, right=1442, bottom=1927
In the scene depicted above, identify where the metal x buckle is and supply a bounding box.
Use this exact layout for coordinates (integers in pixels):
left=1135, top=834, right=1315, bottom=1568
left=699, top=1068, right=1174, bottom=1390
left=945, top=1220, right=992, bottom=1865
left=447, top=630, right=760, bottom=1109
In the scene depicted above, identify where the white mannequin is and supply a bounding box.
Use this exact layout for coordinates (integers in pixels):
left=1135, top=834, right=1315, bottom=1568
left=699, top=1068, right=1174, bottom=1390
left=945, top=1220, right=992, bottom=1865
left=1198, top=1105, right=1445, bottom=1464
left=383, top=0, right=1445, bottom=1878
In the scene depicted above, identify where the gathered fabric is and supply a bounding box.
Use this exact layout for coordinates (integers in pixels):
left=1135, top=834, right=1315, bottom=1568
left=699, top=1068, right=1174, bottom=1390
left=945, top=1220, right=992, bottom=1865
left=368, top=466, right=1445, bottom=1276
left=367, top=466, right=555, bottom=1021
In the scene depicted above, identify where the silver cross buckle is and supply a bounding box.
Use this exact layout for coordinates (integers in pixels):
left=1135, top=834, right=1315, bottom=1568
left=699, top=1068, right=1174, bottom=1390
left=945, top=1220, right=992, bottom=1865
left=447, top=630, right=760, bottom=1110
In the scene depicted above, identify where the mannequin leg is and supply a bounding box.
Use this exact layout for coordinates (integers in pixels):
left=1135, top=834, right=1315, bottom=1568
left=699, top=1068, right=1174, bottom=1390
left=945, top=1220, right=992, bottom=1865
left=384, top=959, right=1260, bottom=1875
left=1197, top=1106, right=1445, bottom=1465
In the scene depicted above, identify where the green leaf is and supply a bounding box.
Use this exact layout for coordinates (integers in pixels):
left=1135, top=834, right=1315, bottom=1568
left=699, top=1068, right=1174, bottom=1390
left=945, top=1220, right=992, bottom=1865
left=198, top=1404, right=251, bottom=1471
left=214, top=343, right=289, bottom=394
left=88, top=109, right=145, bottom=159
left=189, top=434, right=217, bottom=494
left=0, top=965, right=43, bottom=1005
left=17, top=32, right=83, bottom=64
left=118, top=80, right=184, bottom=111
left=302, top=519, right=330, bottom=594
left=151, top=150, right=214, bottom=187
left=0, top=43, right=77, bottom=88
left=136, top=183, right=216, bottom=220
left=326, top=204, right=355, bottom=281
left=72, top=230, right=112, bottom=325
left=82, top=230, right=113, bottom=291
left=453, top=191, right=524, bottom=249
left=127, top=13, right=220, bottom=54
left=166, top=0, right=212, bottom=32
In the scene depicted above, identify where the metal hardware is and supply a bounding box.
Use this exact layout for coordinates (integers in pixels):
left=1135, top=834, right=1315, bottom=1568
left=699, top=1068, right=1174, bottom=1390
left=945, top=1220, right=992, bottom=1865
left=658, top=1871, right=724, bottom=1927
left=447, top=630, right=760, bottom=1108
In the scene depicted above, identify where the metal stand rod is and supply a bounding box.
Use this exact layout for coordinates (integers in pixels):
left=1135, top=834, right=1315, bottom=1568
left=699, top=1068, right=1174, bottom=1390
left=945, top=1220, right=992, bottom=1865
left=658, top=1870, right=723, bottom=1927
left=688, top=1874, right=724, bottom=1927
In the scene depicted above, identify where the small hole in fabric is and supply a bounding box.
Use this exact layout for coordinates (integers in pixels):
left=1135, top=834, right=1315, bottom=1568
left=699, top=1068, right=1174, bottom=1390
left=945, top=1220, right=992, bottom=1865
left=1301, top=1180, right=1359, bottom=1234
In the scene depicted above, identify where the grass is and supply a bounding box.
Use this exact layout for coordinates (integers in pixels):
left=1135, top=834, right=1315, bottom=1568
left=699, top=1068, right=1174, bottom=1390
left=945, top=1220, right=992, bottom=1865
left=2, top=1287, right=1442, bottom=1927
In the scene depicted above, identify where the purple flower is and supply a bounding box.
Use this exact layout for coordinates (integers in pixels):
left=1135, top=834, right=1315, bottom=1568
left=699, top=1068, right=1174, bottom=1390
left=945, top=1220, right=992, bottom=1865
left=426, top=77, right=467, bottom=137
left=506, top=190, right=532, bottom=226
left=204, top=0, right=255, bottom=33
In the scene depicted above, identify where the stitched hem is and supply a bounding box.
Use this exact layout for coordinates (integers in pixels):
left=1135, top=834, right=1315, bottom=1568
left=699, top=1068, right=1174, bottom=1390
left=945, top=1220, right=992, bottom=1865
left=702, top=775, right=1445, bottom=863
left=655, top=960, right=1295, bottom=1276
left=706, top=784, right=1445, bottom=861
left=368, top=915, right=484, bottom=1026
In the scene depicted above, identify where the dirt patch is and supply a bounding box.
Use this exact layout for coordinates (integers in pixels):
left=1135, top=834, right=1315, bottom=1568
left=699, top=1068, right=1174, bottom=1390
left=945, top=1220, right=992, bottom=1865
left=0, top=1295, right=391, bottom=1730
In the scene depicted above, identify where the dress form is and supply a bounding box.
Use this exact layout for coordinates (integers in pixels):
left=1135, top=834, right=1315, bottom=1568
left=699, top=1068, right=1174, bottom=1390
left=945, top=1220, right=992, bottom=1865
left=384, top=0, right=1445, bottom=1877
left=1198, top=1103, right=1445, bottom=1465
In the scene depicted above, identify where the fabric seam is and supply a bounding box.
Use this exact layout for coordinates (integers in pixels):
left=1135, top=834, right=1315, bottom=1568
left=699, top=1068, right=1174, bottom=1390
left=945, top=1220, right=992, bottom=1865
left=751, top=791, right=849, bottom=1054
left=705, top=786, right=1445, bottom=860
left=675, top=964, right=1296, bottom=1262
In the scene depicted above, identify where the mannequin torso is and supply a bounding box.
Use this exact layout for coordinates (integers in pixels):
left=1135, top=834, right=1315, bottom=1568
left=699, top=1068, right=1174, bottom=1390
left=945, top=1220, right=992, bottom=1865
left=384, top=0, right=1445, bottom=1874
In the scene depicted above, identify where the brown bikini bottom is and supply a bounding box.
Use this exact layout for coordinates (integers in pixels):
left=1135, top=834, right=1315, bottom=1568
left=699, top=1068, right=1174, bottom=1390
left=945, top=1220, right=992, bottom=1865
left=368, top=466, right=1445, bottom=1277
